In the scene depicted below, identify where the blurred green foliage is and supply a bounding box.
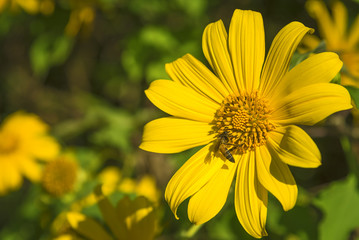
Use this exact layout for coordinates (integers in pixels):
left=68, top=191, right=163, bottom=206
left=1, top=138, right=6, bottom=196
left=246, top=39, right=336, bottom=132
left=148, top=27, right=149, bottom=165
left=0, top=0, right=359, bottom=239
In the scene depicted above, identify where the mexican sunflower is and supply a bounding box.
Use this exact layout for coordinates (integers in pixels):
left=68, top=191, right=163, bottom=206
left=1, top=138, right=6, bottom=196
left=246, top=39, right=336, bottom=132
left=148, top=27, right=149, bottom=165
left=302, top=0, right=359, bottom=87
left=140, top=9, right=352, bottom=238
left=0, top=111, right=59, bottom=195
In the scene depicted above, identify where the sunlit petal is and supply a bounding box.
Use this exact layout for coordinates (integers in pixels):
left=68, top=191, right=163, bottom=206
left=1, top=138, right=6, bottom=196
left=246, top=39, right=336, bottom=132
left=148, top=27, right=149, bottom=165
left=166, top=54, right=229, bottom=103
left=140, top=117, right=214, bottom=153
left=202, top=20, right=238, bottom=94
left=165, top=144, right=225, bottom=219
left=260, top=22, right=313, bottom=98
left=145, top=80, right=218, bottom=123
left=234, top=151, right=268, bottom=238
left=188, top=158, right=237, bottom=224
left=270, top=52, right=342, bottom=101
left=267, top=125, right=321, bottom=168
left=272, top=83, right=352, bottom=125
left=256, top=146, right=297, bottom=211
left=229, top=9, right=265, bottom=91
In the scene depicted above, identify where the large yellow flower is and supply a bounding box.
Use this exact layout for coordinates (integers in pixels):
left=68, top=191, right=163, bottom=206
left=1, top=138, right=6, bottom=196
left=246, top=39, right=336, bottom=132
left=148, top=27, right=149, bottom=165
left=140, top=9, right=352, bottom=238
left=304, top=0, right=359, bottom=87
left=0, top=111, right=59, bottom=195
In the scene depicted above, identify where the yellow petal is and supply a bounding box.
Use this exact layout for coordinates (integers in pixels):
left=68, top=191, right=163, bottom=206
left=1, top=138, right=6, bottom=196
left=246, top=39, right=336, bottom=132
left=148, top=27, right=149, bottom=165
left=305, top=0, right=340, bottom=49
left=260, top=22, right=313, bottom=98
left=188, top=159, right=237, bottom=224
left=332, top=0, right=347, bottom=42
left=145, top=80, right=219, bottom=123
left=116, top=196, right=156, bottom=240
left=202, top=19, right=238, bottom=94
left=1, top=111, right=48, bottom=136
left=267, top=125, right=321, bottom=168
left=270, top=52, right=343, bottom=101
left=140, top=117, right=214, bottom=153
left=272, top=83, right=352, bottom=126
left=19, top=157, right=42, bottom=182
left=165, top=144, right=225, bottom=219
left=0, top=160, right=23, bottom=195
left=66, top=212, right=113, bottom=240
left=165, top=54, right=229, bottom=103
left=24, top=136, right=60, bottom=161
left=234, top=151, right=268, bottom=238
left=229, top=9, right=265, bottom=91
left=256, top=146, right=297, bottom=211
left=347, top=14, right=359, bottom=49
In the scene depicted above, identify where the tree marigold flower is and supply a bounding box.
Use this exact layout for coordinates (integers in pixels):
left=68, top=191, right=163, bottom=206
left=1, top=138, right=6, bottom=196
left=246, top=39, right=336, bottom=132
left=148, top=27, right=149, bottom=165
left=140, top=9, right=352, bottom=238
left=0, top=111, right=60, bottom=195
left=304, top=0, right=359, bottom=87
left=42, top=153, right=78, bottom=197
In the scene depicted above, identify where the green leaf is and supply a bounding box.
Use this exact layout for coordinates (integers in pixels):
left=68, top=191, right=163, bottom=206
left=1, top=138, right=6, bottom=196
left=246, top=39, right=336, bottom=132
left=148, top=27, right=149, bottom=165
left=314, top=174, right=359, bottom=240
left=345, top=86, right=359, bottom=108
left=30, top=34, right=73, bottom=77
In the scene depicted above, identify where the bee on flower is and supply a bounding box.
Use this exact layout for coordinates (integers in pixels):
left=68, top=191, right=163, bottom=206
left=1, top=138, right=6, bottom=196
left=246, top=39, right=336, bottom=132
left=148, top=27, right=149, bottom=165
left=140, top=9, right=352, bottom=238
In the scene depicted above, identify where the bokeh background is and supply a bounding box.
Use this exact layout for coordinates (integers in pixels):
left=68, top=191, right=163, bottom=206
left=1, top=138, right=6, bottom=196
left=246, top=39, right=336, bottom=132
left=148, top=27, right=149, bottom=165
left=0, top=0, right=359, bottom=239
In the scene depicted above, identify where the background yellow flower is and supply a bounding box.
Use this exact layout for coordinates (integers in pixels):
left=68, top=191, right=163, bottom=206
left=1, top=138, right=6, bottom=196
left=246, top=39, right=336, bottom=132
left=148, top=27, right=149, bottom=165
left=0, top=111, right=59, bottom=195
left=303, top=0, right=359, bottom=87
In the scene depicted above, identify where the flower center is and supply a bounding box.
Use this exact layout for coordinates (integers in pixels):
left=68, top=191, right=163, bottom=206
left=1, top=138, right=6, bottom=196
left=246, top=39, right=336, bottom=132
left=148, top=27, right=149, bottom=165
left=42, top=157, right=78, bottom=197
left=0, top=132, right=19, bottom=155
left=213, top=91, right=275, bottom=155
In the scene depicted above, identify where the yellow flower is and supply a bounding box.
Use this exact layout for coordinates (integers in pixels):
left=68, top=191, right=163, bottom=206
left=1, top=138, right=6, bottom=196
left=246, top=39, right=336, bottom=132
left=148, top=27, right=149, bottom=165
left=65, top=0, right=96, bottom=37
left=66, top=187, right=157, bottom=240
left=0, top=0, right=54, bottom=15
left=304, top=0, right=359, bottom=87
left=140, top=9, right=352, bottom=238
left=0, top=111, right=60, bottom=195
left=42, top=152, right=78, bottom=197
left=119, top=176, right=161, bottom=204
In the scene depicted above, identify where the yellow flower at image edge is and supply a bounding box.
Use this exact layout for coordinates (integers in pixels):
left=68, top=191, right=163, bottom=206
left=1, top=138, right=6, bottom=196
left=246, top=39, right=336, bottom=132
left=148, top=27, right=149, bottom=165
left=304, top=0, right=359, bottom=87
left=140, top=9, right=352, bottom=238
left=0, top=111, right=60, bottom=195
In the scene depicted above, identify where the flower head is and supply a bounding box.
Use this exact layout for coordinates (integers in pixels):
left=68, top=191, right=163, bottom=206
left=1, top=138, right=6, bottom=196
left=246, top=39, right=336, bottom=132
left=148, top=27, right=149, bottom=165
left=0, top=111, right=60, bottom=195
left=304, top=0, right=359, bottom=87
left=0, top=0, right=54, bottom=15
left=140, top=9, right=352, bottom=238
left=42, top=153, right=78, bottom=197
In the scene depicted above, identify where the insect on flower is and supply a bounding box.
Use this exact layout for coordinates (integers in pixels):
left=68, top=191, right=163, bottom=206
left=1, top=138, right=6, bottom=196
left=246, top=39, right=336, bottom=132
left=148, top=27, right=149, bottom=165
left=214, top=131, right=235, bottom=163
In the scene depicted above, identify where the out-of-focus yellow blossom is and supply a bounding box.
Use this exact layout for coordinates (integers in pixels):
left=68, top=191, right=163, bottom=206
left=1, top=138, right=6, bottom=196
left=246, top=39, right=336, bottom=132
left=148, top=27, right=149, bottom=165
left=51, top=167, right=162, bottom=238
left=119, top=175, right=161, bottom=204
left=0, top=111, right=60, bottom=195
left=66, top=187, right=157, bottom=240
left=0, top=0, right=54, bottom=15
left=303, top=0, right=359, bottom=87
left=65, top=0, right=96, bottom=37
left=97, top=166, right=122, bottom=195
left=42, top=152, right=78, bottom=197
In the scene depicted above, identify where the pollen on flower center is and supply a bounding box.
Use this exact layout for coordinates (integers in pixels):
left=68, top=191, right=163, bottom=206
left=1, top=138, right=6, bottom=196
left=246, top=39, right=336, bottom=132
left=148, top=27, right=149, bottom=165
left=213, top=91, right=276, bottom=154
